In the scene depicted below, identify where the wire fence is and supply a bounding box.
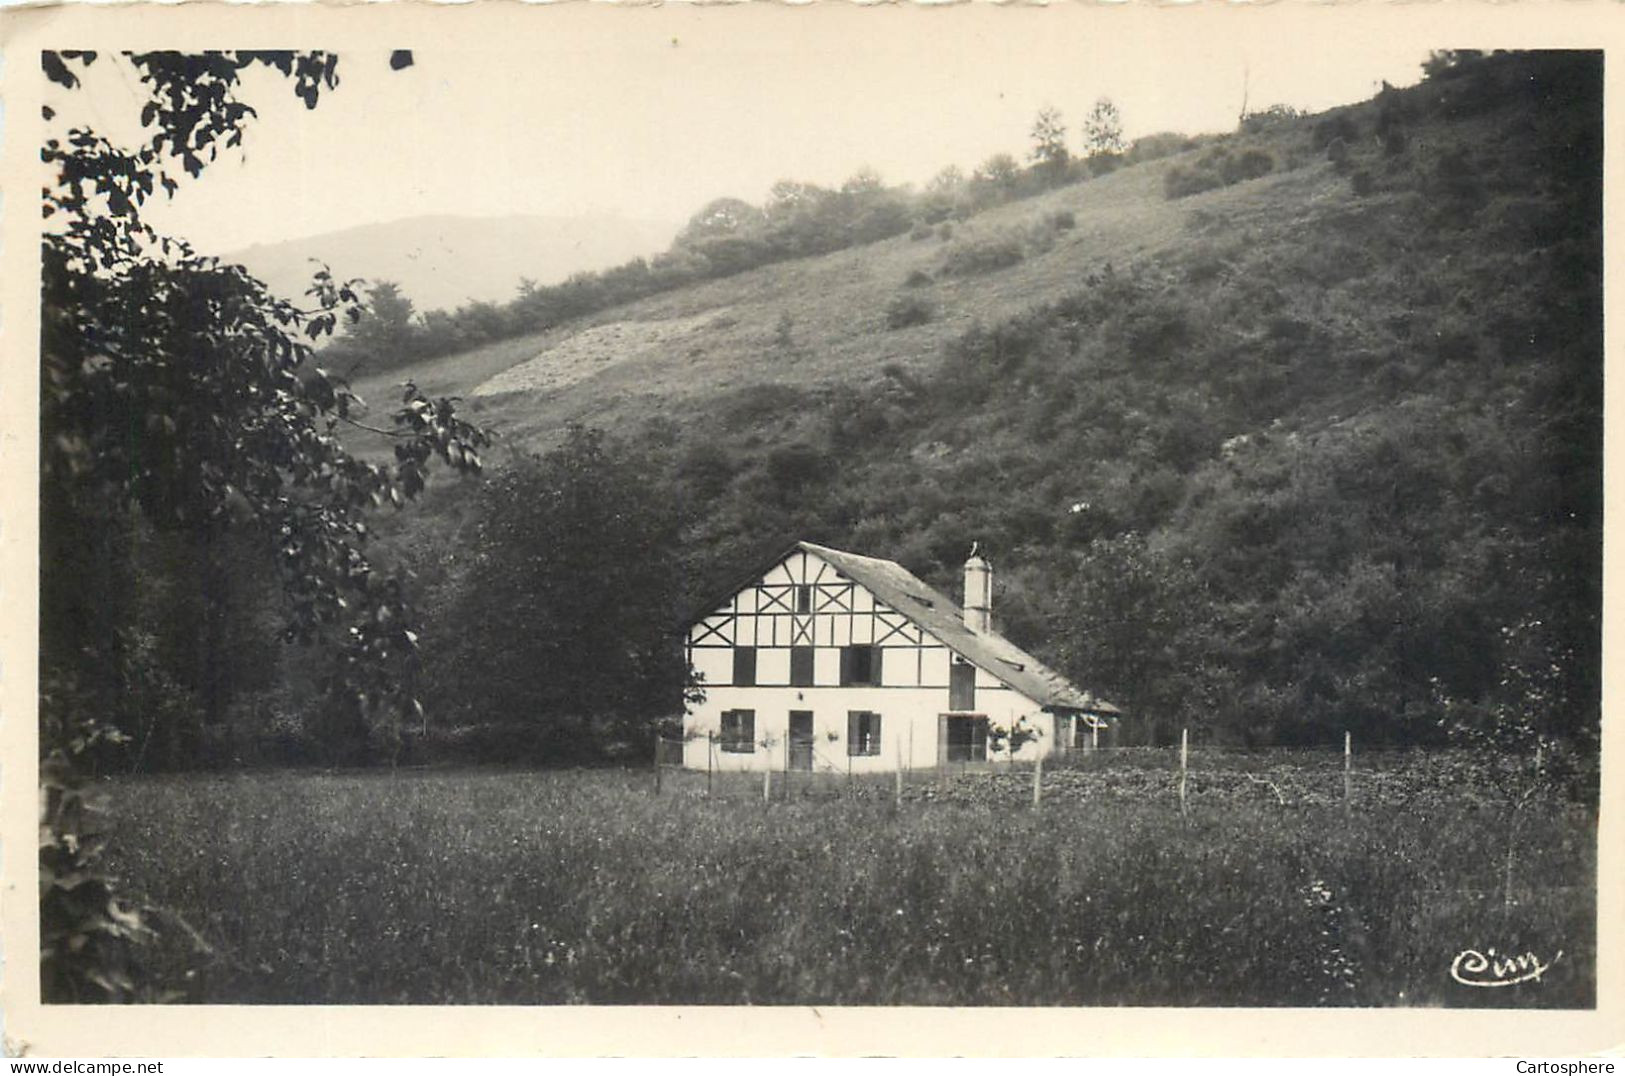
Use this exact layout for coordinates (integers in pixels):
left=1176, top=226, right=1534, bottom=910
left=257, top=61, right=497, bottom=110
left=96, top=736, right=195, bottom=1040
left=651, top=730, right=1597, bottom=811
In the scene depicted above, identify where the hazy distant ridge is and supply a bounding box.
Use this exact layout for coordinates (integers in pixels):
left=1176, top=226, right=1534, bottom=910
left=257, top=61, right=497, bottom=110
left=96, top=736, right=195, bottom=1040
left=226, top=213, right=680, bottom=313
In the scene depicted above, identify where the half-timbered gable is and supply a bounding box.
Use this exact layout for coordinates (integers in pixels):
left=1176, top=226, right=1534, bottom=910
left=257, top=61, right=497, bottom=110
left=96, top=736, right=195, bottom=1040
left=683, top=542, right=1118, bottom=773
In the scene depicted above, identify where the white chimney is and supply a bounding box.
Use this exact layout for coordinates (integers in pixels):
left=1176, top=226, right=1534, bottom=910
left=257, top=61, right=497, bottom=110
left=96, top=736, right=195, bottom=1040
left=963, top=543, right=992, bottom=633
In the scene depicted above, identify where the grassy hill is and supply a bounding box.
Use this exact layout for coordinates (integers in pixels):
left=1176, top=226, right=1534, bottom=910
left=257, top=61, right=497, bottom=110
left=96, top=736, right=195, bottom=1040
left=364, top=50, right=1599, bottom=751
left=227, top=212, right=679, bottom=314
left=352, top=140, right=1208, bottom=442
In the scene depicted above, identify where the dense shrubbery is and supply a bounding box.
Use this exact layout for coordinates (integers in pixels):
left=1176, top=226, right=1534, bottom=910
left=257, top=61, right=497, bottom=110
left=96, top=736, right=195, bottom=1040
left=1312, top=113, right=1361, bottom=151
left=1164, top=145, right=1276, bottom=199
left=885, top=292, right=935, bottom=329
left=416, top=426, right=694, bottom=760
left=1126, top=131, right=1199, bottom=164
left=940, top=233, right=1026, bottom=276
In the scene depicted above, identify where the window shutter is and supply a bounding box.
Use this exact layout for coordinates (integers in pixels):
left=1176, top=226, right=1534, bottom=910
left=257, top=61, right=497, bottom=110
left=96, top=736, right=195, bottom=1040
left=871, top=647, right=884, bottom=686
left=733, top=646, right=756, bottom=686
left=950, top=661, right=976, bottom=711
left=847, top=711, right=861, bottom=755
left=867, top=713, right=882, bottom=756
left=791, top=646, right=814, bottom=686
left=839, top=646, right=853, bottom=687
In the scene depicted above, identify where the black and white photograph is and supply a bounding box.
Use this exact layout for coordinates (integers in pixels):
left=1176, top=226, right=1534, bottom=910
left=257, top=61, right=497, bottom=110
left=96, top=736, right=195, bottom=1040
left=3, top=0, right=1619, bottom=1057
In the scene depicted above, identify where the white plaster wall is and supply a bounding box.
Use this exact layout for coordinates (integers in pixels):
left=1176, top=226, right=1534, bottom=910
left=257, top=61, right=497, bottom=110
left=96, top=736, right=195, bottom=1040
left=757, top=646, right=790, bottom=684
left=682, top=684, right=1057, bottom=771
left=691, top=647, right=733, bottom=688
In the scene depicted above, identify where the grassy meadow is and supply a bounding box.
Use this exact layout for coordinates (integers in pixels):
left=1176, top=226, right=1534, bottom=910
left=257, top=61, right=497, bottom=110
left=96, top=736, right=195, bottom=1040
left=95, top=752, right=1595, bottom=1007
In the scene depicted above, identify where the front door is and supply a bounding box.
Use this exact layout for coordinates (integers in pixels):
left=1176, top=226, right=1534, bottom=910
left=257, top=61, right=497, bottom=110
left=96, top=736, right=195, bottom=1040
left=788, top=711, right=815, bottom=771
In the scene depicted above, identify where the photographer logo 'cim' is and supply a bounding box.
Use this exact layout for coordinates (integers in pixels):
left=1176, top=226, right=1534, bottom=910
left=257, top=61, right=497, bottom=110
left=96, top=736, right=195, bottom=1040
left=1451, top=947, right=1562, bottom=988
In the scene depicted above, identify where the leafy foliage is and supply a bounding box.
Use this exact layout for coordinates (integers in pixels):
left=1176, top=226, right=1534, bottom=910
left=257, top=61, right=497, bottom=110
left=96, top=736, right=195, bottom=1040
left=38, top=710, right=158, bottom=1001
left=1081, top=96, right=1126, bottom=160
left=420, top=426, right=695, bottom=761
left=40, top=49, right=489, bottom=998
left=1028, top=106, right=1071, bottom=184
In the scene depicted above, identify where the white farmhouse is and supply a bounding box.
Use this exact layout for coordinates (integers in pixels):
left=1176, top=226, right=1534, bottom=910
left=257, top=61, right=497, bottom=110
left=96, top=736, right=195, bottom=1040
left=682, top=541, right=1118, bottom=773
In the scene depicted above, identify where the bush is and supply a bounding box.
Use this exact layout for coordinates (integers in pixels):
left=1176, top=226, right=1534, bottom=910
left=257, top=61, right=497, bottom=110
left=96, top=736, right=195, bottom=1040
left=765, top=441, right=830, bottom=493
left=909, top=221, right=934, bottom=241
left=903, top=268, right=933, bottom=288
left=1240, top=104, right=1304, bottom=134
left=1166, top=147, right=1274, bottom=199
left=941, top=234, right=1025, bottom=276
left=936, top=222, right=955, bottom=241
left=885, top=292, right=935, bottom=329
left=1086, top=154, right=1123, bottom=178
left=1326, top=138, right=1353, bottom=175
left=1350, top=170, right=1375, bottom=197
left=1312, top=113, right=1360, bottom=151
left=1165, top=163, right=1224, bottom=200
left=1223, top=149, right=1275, bottom=184
left=1047, top=208, right=1077, bottom=231
left=1427, top=147, right=1486, bottom=224
left=1127, top=132, right=1195, bottom=164
left=718, top=382, right=810, bottom=427
left=1183, top=247, right=1231, bottom=285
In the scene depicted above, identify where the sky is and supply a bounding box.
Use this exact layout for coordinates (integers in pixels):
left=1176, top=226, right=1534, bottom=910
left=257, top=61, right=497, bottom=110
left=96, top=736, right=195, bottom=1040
left=52, top=6, right=1435, bottom=255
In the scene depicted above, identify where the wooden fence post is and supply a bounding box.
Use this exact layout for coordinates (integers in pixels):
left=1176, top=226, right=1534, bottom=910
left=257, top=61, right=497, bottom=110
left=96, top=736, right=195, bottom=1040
left=706, top=732, right=714, bottom=798
left=1032, top=754, right=1044, bottom=811
left=763, top=764, right=771, bottom=804
left=1091, top=720, right=1099, bottom=752
left=654, top=731, right=663, bottom=796
left=895, top=739, right=904, bottom=811
left=1179, top=727, right=1189, bottom=815
left=1343, top=730, right=1352, bottom=808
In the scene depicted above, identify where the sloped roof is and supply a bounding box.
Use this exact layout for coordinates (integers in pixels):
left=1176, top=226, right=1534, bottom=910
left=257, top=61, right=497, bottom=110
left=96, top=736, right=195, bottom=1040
left=797, top=541, right=1120, bottom=716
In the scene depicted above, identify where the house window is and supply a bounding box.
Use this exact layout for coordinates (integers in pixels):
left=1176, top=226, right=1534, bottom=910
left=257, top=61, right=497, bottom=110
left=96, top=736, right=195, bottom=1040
left=732, top=646, right=757, bottom=687
left=790, top=646, right=815, bottom=686
left=847, top=711, right=882, bottom=756
left=841, top=644, right=882, bottom=686
left=796, top=584, right=813, bottom=614
left=949, top=661, right=977, bottom=711
left=945, top=715, right=989, bottom=762
left=720, top=709, right=756, bottom=753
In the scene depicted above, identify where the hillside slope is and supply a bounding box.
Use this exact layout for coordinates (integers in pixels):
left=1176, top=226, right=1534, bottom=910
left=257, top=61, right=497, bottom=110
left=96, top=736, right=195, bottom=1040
left=378, top=51, right=1599, bottom=749
left=352, top=147, right=1207, bottom=443
left=228, top=212, right=678, bottom=313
